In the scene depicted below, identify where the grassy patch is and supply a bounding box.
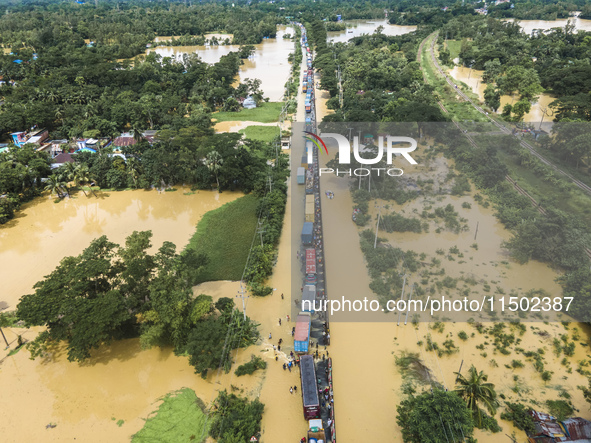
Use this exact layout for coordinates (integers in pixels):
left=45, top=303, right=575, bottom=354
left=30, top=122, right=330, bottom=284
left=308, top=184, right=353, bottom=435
left=187, top=194, right=260, bottom=282
left=132, top=388, right=208, bottom=443
left=235, top=355, right=267, bottom=376
left=239, top=125, right=280, bottom=143
left=213, top=102, right=283, bottom=123
left=421, top=35, right=489, bottom=122
left=445, top=40, right=462, bottom=61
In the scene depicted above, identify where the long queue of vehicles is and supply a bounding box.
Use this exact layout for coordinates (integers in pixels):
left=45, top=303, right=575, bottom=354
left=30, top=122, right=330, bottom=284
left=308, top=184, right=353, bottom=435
left=294, top=22, right=331, bottom=443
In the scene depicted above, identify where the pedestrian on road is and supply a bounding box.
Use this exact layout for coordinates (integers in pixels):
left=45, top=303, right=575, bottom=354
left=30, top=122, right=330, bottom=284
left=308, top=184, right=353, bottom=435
left=288, top=363, right=291, bottom=372
left=286, top=315, right=290, bottom=322
left=281, top=293, right=284, bottom=299
left=294, top=386, right=298, bottom=393
left=278, top=345, right=281, bottom=352
left=290, top=387, right=293, bottom=394
left=279, top=318, right=282, bottom=326
left=283, top=363, right=287, bottom=370
left=269, top=333, right=272, bottom=340
left=279, top=338, right=283, bottom=345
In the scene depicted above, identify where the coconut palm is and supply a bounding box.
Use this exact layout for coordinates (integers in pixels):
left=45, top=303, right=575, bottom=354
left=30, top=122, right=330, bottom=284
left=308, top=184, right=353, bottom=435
left=205, top=150, right=223, bottom=189
left=44, top=175, right=66, bottom=198
left=72, top=164, right=87, bottom=196
left=454, top=365, right=499, bottom=428
left=126, top=157, right=140, bottom=188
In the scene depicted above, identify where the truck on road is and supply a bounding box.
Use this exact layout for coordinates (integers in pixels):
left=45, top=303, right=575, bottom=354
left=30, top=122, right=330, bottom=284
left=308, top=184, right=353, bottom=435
left=294, top=312, right=311, bottom=353
left=300, top=355, right=320, bottom=419
left=307, top=419, right=326, bottom=443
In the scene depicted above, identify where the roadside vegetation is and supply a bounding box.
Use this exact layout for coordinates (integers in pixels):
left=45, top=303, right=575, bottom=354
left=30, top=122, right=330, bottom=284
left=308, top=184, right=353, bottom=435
left=188, top=195, right=260, bottom=283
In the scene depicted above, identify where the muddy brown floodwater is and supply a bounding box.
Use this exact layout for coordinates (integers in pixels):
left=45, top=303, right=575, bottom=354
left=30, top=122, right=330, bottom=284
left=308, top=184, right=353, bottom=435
left=148, top=26, right=294, bottom=101
left=0, top=189, right=241, bottom=310
left=447, top=64, right=555, bottom=124
left=506, top=16, right=591, bottom=34
left=327, top=19, right=416, bottom=43
left=312, top=89, right=591, bottom=441
left=446, top=17, right=591, bottom=125
left=0, top=189, right=260, bottom=442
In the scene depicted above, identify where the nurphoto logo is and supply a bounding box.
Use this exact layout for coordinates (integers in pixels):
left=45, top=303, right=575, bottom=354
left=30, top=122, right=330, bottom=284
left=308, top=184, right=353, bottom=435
left=304, top=131, right=419, bottom=177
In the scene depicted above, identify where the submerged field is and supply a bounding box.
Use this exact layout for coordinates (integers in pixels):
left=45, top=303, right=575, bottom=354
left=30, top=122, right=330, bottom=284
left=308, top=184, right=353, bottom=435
left=315, top=132, right=591, bottom=441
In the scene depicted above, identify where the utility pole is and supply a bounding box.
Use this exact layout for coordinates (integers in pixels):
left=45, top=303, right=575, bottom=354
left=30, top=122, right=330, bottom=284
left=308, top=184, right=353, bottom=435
left=404, top=283, right=414, bottom=325
left=236, top=284, right=248, bottom=321
left=256, top=221, right=266, bottom=248
left=397, top=275, right=407, bottom=326
left=0, top=326, right=9, bottom=348
left=374, top=205, right=382, bottom=248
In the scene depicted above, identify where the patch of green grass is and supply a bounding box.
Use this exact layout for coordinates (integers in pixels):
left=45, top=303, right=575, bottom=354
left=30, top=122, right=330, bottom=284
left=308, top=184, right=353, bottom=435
left=445, top=40, right=462, bottom=61
left=213, top=102, right=283, bottom=123
left=187, top=194, right=260, bottom=282
left=7, top=345, right=24, bottom=357
left=132, top=388, right=208, bottom=443
left=239, top=125, right=280, bottom=143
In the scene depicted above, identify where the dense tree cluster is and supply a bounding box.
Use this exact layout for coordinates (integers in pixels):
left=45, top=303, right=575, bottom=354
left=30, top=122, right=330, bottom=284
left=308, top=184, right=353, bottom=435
left=0, top=145, right=51, bottom=222
left=318, top=25, right=448, bottom=123
left=0, top=2, right=280, bottom=58
left=440, top=15, right=591, bottom=120
left=396, top=388, right=475, bottom=443
left=209, top=390, right=264, bottom=443
left=16, top=231, right=260, bottom=374
left=0, top=48, right=262, bottom=140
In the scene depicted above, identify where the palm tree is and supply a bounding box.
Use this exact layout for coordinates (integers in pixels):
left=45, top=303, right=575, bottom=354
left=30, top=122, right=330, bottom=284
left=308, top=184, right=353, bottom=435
left=126, top=157, right=140, bottom=188
left=44, top=175, right=66, bottom=198
left=454, top=365, right=499, bottom=428
left=73, top=164, right=88, bottom=196
left=205, top=150, right=223, bottom=189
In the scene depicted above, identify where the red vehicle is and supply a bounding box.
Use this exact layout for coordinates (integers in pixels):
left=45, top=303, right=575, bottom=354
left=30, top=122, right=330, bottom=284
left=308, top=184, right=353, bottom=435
left=300, top=355, right=320, bottom=419
left=305, top=248, right=316, bottom=275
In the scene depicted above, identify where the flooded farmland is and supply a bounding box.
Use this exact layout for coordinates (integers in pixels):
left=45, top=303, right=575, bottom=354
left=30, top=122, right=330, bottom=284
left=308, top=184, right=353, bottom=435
left=0, top=189, right=241, bottom=310
left=307, top=91, right=591, bottom=441
left=327, top=19, right=416, bottom=43
left=446, top=17, right=591, bottom=124
left=507, top=16, right=591, bottom=34
left=148, top=26, right=295, bottom=101
left=447, top=64, right=555, bottom=124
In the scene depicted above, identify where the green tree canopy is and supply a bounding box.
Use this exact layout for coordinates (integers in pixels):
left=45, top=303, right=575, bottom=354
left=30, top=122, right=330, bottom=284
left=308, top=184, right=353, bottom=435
left=396, top=388, right=474, bottom=443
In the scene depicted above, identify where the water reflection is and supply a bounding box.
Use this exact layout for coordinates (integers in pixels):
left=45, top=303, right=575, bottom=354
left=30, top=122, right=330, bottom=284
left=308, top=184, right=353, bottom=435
left=327, top=19, right=416, bottom=43
left=148, top=26, right=295, bottom=101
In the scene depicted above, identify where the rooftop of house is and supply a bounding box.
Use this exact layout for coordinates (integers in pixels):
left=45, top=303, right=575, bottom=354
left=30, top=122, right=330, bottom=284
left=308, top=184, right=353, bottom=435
left=51, top=153, right=75, bottom=164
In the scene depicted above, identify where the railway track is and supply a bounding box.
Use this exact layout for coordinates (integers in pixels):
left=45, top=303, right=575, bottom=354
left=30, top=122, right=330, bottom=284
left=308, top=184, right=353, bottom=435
left=418, top=33, right=591, bottom=261
left=425, top=32, right=591, bottom=196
